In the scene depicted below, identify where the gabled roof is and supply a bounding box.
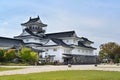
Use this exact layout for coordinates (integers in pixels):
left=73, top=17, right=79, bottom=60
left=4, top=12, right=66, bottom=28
left=51, top=38, right=72, bottom=48
left=78, top=41, right=96, bottom=49
left=46, top=31, right=76, bottom=38
left=80, top=37, right=94, bottom=43
left=21, top=16, right=47, bottom=27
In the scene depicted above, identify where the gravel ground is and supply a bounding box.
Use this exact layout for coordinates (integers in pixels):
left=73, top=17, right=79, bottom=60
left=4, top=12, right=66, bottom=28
left=0, top=64, right=120, bottom=76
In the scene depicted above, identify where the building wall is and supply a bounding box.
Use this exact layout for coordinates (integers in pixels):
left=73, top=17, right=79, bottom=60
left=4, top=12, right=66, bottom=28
left=63, top=38, right=79, bottom=45
left=38, top=46, right=72, bottom=63
left=23, top=38, right=40, bottom=43
left=72, top=47, right=94, bottom=56
left=38, top=46, right=62, bottom=62
left=65, top=55, right=97, bottom=64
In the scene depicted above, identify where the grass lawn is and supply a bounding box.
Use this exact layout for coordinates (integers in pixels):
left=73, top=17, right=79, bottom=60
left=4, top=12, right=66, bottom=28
left=0, top=67, right=22, bottom=71
left=0, top=70, right=120, bottom=80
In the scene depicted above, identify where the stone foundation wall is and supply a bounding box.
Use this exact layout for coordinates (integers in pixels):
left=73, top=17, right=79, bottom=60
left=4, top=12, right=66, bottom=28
left=63, top=55, right=98, bottom=64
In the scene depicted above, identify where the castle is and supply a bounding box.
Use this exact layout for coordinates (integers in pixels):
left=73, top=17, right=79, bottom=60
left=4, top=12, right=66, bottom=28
left=0, top=16, right=97, bottom=64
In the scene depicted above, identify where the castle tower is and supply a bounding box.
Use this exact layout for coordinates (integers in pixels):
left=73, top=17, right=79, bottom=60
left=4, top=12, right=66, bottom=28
left=14, top=16, right=49, bottom=46
left=21, top=16, right=47, bottom=35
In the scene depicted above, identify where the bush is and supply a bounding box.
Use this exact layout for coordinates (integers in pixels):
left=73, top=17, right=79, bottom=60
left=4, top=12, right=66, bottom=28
left=4, top=49, right=16, bottom=62
left=18, top=47, right=38, bottom=64
left=0, top=49, right=5, bottom=62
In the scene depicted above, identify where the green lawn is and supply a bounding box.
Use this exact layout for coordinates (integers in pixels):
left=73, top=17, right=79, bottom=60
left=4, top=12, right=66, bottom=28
left=0, top=70, right=120, bottom=80
left=0, top=67, right=22, bottom=71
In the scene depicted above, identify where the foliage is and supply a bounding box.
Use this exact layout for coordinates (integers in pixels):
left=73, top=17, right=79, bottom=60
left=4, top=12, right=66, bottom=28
left=4, top=49, right=16, bottom=62
left=18, top=47, right=38, bottom=64
left=18, top=48, right=31, bottom=63
left=0, top=70, right=120, bottom=80
left=0, top=49, right=5, bottom=62
left=99, top=42, right=120, bottom=63
left=30, top=51, right=38, bottom=64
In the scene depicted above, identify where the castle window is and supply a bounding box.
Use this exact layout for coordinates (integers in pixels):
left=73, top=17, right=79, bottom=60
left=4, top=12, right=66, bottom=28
left=53, top=48, right=57, bottom=51
left=29, top=26, right=32, bottom=29
left=32, top=27, right=34, bottom=29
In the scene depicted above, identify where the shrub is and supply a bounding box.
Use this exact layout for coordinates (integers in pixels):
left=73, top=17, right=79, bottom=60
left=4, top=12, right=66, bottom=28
left=4, top=49, right=16, bottom=62
left=18, top=47, right=38, bottom=64
left=0, top=49, right=5, bottom=62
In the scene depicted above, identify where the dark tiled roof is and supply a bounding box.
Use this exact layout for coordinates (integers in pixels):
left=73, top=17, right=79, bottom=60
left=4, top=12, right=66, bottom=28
left=21, top=16, right=47, bottom=27
left=24, top=28, right=45, bottom=38
left=39, top=45, right=59, bottom=47
left=80, top=37, right=94, bottom=43
left=30, top=48, right=44, bottom=52
left=46, top=31, right=75, bottom=38
left=0, top=37, right=24, bottom=47
left=25, top=42, right=43, bottom=46
left=26, top=46, right=44, bottom=52
left=78, top=41, right=96, bottom=49
left=51, top=38, right=72, bottom=48
left=14, top=28, right=38, bottom=38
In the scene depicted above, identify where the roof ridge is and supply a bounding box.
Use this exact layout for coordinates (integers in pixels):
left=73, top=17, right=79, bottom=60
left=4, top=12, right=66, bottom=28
left=46, top=31, right=75, bottom=35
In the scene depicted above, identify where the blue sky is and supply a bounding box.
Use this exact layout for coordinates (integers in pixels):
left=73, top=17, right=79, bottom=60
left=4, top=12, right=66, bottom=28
left=0, top=0, right=120, bottom=53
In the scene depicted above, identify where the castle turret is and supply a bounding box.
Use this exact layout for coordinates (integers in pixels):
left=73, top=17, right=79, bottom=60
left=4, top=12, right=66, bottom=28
left=21, top=16, right=47, bottom=34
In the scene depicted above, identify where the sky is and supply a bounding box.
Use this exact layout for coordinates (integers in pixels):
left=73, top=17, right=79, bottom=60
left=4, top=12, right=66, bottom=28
left=0, top=0, right=120, bottom=53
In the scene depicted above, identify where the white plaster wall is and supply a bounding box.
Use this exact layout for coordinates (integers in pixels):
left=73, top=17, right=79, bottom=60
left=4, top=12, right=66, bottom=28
left=72, top=48, right=94, bottom=56
left=46, top=47, right=63, bottom=62
left=23, top=38, right=48, bottom=45
left=62, top=38, right=80, bottom=45
left=38, top=46, right=64, bottom=62
left=37, top=46, right=94, bottom=62
left=23, top=38, right=40, bottom=43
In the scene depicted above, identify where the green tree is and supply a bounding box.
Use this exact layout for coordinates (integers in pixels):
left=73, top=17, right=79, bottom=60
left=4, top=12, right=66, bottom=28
left=4, top=49, right=16, bottom=62
left=30, top=51, right=38, bottom=64
left=18, top=47, right=38, bottom=64
left=98, top=50, right=108, bottom=63
left=0, top=49, right=5, bottom=62
left=99, top=42, right=120, bottom=63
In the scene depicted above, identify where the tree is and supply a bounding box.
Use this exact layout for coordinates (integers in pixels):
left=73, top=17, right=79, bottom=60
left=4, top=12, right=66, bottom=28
left=98, top=50, right=108, bottom=63
left=0, top=49, right=5, bottom=62
left=4, top=49, right=16, bottom=62
left=30, top=51, right=38, bottom=64
left=18, top=47, right=38, bottom=64
left=99, top=42, right=120, bottom=63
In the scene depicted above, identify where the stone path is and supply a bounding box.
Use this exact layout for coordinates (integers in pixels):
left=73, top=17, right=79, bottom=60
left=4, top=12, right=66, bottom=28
left=0, top=65, right=120, bottom=76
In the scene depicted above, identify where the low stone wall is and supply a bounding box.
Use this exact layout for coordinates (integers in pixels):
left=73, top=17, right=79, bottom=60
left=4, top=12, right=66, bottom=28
left=63, top=55, right=98, bottom=64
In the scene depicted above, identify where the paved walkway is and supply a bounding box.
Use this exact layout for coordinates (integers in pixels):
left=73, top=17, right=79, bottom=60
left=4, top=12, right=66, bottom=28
left=0, top=65, right=120, bottom=76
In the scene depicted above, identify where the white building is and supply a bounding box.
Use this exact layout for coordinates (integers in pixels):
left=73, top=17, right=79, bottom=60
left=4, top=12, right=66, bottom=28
left=14, top=16, right=97, bottom=64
